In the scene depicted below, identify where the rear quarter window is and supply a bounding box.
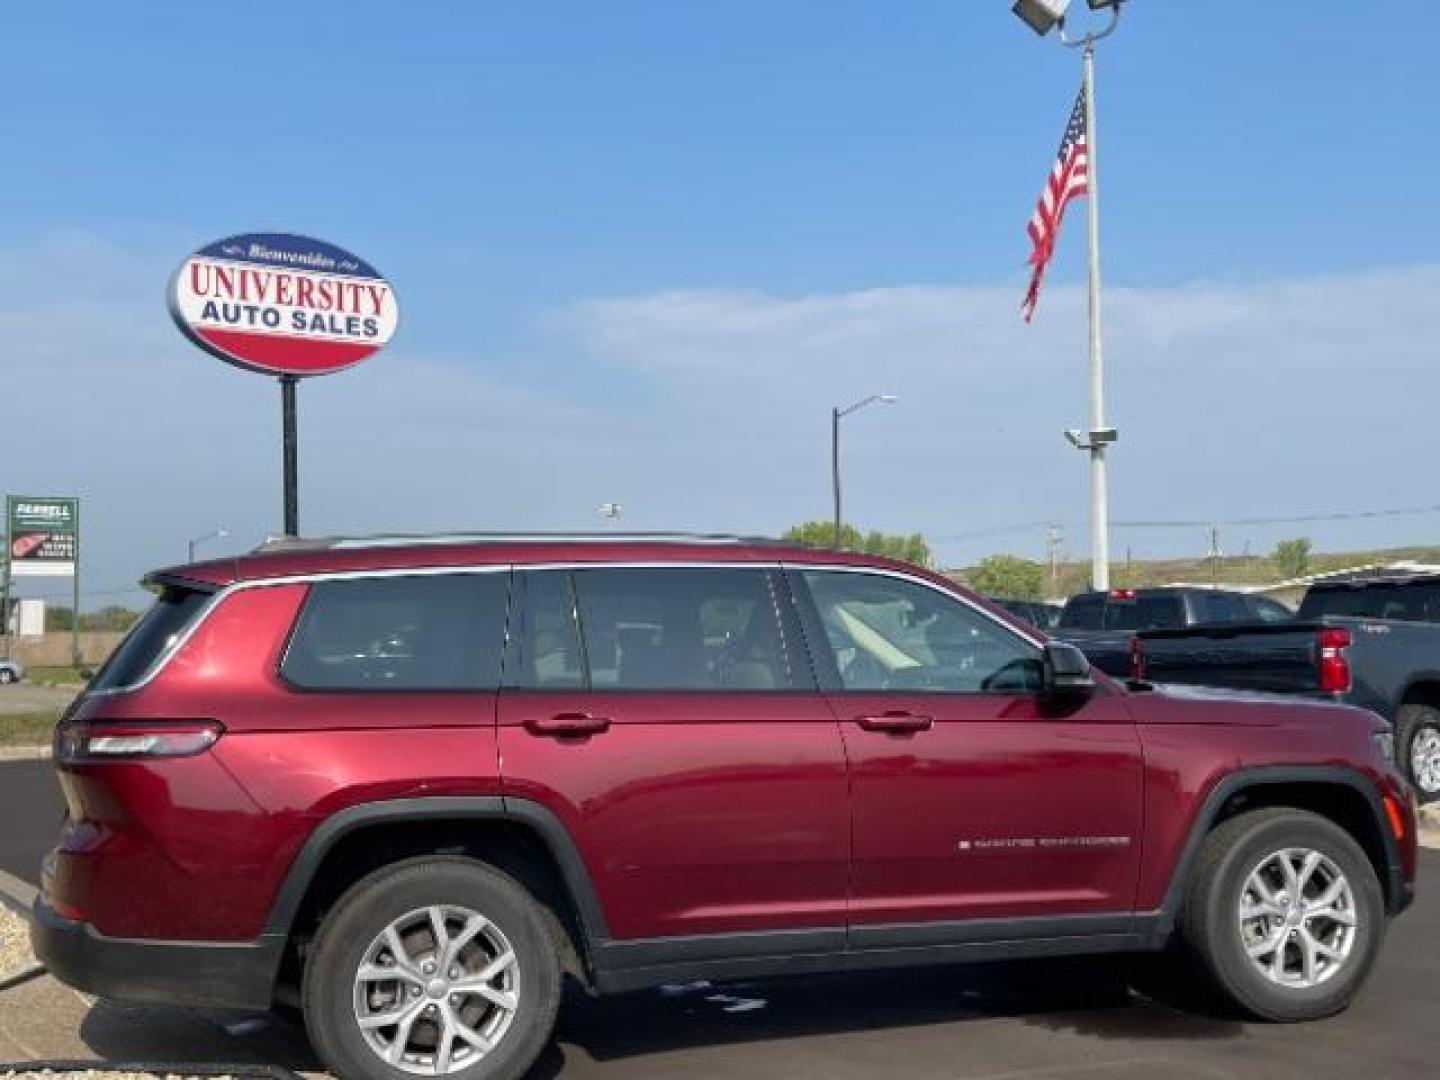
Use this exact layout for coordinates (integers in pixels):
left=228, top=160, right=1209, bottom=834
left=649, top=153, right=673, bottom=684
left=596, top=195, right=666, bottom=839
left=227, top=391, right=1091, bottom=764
left=281, top=572, right=510, bottom=691
left=90, top=584, right=214, bottom=691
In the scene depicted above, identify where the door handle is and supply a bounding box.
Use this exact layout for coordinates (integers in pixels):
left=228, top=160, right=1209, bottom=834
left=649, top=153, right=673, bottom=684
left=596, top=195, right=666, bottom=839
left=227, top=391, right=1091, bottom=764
left=855, top=712, right=933, bottom=734
left=525, top=712, right=612, bottom=737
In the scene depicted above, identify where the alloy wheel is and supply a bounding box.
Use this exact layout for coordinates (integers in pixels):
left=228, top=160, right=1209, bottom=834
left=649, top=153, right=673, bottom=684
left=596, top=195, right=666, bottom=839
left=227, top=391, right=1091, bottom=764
left=352, top=904, right=520, bottom=1076
left=1237, top=847, right=1357, bottom=990
left=1411, top=727, right=1440, bottom=795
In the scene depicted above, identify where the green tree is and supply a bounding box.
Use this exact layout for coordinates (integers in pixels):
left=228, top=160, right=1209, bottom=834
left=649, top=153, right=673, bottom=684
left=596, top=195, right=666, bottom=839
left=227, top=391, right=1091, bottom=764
left=966, top=554, right=1046, bottom=600
left=1273, top=537, right=1313, bottom=579
left=783, top=522, right=932, bottom=567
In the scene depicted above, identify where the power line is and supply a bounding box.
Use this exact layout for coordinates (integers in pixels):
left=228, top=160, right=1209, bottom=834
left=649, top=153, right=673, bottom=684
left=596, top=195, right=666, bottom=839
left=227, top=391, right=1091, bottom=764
left=1116, top=503, right=1440, bottom=530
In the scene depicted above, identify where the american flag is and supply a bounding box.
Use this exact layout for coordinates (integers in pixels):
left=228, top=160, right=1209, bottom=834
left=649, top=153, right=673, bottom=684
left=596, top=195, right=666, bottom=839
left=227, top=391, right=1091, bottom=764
left=1021, top=85, right=1089, bottom=322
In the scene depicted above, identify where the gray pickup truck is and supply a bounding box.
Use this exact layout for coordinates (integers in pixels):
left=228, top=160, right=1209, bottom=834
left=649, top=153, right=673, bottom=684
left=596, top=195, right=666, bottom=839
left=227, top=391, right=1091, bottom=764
left=1131, top=575, right=1440, bottom=802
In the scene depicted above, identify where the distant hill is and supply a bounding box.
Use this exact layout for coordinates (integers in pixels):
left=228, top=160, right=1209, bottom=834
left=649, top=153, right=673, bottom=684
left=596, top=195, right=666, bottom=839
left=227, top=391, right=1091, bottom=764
left=951, top=545, right=1440, bottom=600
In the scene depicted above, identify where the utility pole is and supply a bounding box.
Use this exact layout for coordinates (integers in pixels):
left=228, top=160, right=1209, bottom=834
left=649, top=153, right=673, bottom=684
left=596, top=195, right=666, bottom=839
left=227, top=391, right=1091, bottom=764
left=1209, top=526, right=1222, bottom=588
left=1045, top=522, right=1064, bottom=597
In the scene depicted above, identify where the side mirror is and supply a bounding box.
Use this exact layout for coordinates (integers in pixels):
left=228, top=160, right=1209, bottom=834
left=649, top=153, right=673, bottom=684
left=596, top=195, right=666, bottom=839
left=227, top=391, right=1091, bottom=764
left=1043, top=641, right=1095, bottom=696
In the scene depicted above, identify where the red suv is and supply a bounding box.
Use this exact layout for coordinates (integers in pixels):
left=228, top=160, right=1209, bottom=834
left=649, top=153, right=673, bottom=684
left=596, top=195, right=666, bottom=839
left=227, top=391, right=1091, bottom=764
left=33, top=534, right=1417, bottom=1080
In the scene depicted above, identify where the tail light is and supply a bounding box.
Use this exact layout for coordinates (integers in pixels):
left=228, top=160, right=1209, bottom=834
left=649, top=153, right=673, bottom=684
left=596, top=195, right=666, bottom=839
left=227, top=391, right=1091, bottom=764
left=1110, top=589, right=1137, bottom=600
left=1129, top=636, right=1146, bottom=682
left=1317, top=626, right=1352, bottom=694
left=57, top=720, right=223, bottom=763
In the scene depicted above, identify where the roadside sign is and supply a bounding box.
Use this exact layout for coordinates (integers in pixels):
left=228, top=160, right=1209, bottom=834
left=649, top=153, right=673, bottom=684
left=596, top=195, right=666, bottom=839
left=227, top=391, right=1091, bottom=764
left=7, top=495, right=78, bottom=577
left=168, top=232, right=400, bottom=378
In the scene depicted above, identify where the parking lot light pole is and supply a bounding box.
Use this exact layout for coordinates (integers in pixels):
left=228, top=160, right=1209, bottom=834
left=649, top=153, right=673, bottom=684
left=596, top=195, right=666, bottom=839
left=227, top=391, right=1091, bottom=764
left=187, top=527, right=229, bottom=564
left=1014, top=0, right=1127, bottom=590
left=832, top=395, right=898, bottom=548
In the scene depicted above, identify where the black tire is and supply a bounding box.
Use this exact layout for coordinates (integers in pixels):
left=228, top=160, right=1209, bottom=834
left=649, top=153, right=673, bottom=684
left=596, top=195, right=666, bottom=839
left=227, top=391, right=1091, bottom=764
left=0, top=669, right=14, bottom=684
left=302, top=856, right=562, bottom=1080
left=1396, top=704, right=1440, bottom=803
left=1178, top=808, right=1384, bottom=1022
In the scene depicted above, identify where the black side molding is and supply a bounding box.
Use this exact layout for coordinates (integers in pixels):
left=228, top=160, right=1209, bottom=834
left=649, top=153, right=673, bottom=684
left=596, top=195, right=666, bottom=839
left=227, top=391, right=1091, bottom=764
left=263, top=795, right=611, bottom=943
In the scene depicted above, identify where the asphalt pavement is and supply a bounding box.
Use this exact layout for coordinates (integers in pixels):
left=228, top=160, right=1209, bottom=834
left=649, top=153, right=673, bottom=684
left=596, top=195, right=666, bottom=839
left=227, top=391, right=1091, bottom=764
left=0, top=758, right=1435, bottom=1079
left=0, top=759, right=64, bottom=884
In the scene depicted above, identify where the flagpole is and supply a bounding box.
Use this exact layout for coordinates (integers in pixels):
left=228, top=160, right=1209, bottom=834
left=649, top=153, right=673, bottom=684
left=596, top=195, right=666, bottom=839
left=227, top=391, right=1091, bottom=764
left=1082, top=39, right=1109, bottom=591
left=1054, top=4, right=1123, bottom=591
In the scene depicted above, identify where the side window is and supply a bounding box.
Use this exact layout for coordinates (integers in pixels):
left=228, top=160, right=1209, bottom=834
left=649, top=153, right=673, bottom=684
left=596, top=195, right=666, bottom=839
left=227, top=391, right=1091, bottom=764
left=281, top=573, right=509, bottom=690
left=518, top=567, right=803, bottom=691
left=799, top=571, right=1043, bottom=693
left=1248, top=596, right=1293, bottom=623
left=1201, top=593, right=1244, bottom=624
left=519, top=571, right=586, bottom=689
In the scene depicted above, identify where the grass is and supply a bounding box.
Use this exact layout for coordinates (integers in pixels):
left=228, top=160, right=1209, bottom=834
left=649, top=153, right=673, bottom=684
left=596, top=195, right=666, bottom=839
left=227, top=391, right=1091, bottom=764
left=24, top=665, right=93, bottom=685
left=0, top=710, right=58, bottom=747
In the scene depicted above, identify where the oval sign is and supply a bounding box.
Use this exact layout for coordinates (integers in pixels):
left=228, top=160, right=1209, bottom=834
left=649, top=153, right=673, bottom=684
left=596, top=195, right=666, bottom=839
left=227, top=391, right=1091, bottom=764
left=169, top=232, right=399, bottom=377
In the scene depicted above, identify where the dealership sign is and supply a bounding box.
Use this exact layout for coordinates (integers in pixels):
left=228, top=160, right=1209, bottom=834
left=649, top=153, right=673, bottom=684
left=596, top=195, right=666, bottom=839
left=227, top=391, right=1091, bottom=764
left=7, top=496, right=78, bottom=578
left=169, top=233, right=399, bottom=377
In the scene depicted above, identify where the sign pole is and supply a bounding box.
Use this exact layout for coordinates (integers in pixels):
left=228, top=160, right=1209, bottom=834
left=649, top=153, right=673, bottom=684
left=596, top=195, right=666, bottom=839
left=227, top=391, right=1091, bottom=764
left=281, top=375, right=299, bottom=537
left=1, top=497, right=10, bottom=657
left=71, top=498, right=81, bottom=668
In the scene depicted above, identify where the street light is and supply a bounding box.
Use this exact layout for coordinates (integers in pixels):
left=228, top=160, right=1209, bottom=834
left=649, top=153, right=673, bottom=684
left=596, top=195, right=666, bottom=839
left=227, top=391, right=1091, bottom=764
left=187, top=528, right=229, bottom=563
left=1013, top=0, right=1122, bottom=36
left=831, top=395, right=898, bottom=548
left=1014, top=0, right=1128, bottom=590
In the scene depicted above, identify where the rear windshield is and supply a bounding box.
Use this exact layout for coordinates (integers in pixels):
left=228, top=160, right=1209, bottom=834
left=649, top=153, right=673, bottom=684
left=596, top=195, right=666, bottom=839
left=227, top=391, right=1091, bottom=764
left=89, top=584, right=214, bottom=691
left=1299, top=581, right=1440, bottom=622
left=1059, top=594, right=1184, bottom=632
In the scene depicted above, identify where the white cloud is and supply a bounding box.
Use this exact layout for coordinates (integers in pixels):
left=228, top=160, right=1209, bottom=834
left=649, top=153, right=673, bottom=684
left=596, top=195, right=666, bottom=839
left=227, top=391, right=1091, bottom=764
left=4, top=228, right=1439, bottom=597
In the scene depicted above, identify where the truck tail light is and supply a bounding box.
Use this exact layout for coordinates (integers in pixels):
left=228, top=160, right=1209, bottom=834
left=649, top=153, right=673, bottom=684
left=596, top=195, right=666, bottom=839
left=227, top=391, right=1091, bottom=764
left=1317, top=626, right=1352, bottom=694
left=56, top=720, right=223, bottom=763
left=1129, top=637, right=1146, bottom=682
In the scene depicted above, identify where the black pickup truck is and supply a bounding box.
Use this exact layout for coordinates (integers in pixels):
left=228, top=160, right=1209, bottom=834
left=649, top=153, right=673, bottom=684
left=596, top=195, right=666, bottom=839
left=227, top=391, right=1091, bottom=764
left=1054, top=587, right=1293, bottom=678
left=1130, top=574, right=1440, bottom=802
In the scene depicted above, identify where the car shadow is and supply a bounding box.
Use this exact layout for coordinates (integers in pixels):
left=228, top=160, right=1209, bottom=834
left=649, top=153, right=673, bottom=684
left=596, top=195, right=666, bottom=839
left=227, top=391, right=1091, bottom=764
left=74, top=956, right=1243, bottom=1078
left=528, top=956, right=1245, bottom=1077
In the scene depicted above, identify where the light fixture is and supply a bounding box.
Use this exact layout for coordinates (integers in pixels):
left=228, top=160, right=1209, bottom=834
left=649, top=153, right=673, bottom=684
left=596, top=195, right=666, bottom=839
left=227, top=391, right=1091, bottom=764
left=1012, top=0, right=1071, bottom=37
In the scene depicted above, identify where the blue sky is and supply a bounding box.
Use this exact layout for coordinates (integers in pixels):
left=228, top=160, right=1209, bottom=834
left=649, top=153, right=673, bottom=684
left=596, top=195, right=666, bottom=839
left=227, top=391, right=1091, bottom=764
left=3, top=2, right=1436, bottom=601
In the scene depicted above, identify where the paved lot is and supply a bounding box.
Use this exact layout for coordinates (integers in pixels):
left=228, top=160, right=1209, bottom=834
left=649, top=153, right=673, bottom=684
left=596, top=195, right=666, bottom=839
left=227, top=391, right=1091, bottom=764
left=1, top=759, right=1435, bottom=1079
left=0, top=761, right=64, bottom=884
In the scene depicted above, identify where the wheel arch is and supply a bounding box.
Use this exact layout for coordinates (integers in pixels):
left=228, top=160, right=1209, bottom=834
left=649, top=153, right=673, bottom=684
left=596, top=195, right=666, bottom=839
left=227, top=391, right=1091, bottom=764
left=265, top=797, right=608, bottom=992
left=1399, top=679, right=1440, bottom=711
left=1154, top=766, right=1407, bottom=939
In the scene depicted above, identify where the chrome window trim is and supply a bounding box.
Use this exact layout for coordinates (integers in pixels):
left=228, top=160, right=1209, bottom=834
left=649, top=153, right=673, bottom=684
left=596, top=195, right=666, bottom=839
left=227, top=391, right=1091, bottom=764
left=87, top=559, right=1039, bottom=697
left=88, top=565, right=514, bottom=696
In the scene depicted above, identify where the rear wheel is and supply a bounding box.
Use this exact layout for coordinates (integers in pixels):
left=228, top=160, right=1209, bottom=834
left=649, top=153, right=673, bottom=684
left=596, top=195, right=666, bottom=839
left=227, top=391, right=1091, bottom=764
left=1178, top=808, right=1384, bottom=1021
left=1396, top=704, right=1440, bottom=802
left=302, top=857, right=561, bottom=1080
left=0, top=669, right=14, bottom=684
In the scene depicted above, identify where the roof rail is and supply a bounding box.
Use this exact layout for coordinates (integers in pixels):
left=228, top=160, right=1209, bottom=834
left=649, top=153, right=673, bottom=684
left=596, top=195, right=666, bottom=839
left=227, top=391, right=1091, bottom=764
left=253, top=531, right=808, bottom=553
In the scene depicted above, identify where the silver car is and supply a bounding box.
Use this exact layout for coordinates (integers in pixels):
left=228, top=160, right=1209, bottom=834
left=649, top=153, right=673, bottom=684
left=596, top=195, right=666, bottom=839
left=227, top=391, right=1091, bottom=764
left=0, top=658, right=25, bottom=684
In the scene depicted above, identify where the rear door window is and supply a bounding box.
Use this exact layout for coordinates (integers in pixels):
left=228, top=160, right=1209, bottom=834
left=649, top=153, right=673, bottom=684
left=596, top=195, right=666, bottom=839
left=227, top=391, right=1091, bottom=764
left=90, top=583, right=214, bottom=691
left=281, top=572, right=510, bottom=690
left=517, top=567, right=805, bottom=691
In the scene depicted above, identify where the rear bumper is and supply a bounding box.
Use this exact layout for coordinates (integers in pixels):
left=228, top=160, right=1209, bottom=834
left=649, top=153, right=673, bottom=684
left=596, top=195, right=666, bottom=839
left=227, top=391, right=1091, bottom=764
left=30, top=898, right=284, bottom=1010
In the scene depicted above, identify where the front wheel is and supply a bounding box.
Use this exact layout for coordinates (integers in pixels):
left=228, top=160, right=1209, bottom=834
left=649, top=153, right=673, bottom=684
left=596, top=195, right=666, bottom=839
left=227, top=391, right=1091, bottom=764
left=1396, top=704, right=1440, bottom=802
left=0, top=669, right=14, bottom=684
left=302, top=857, right=562, bottom=1080
left=1178, top=807, right=1384, bottom=1022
